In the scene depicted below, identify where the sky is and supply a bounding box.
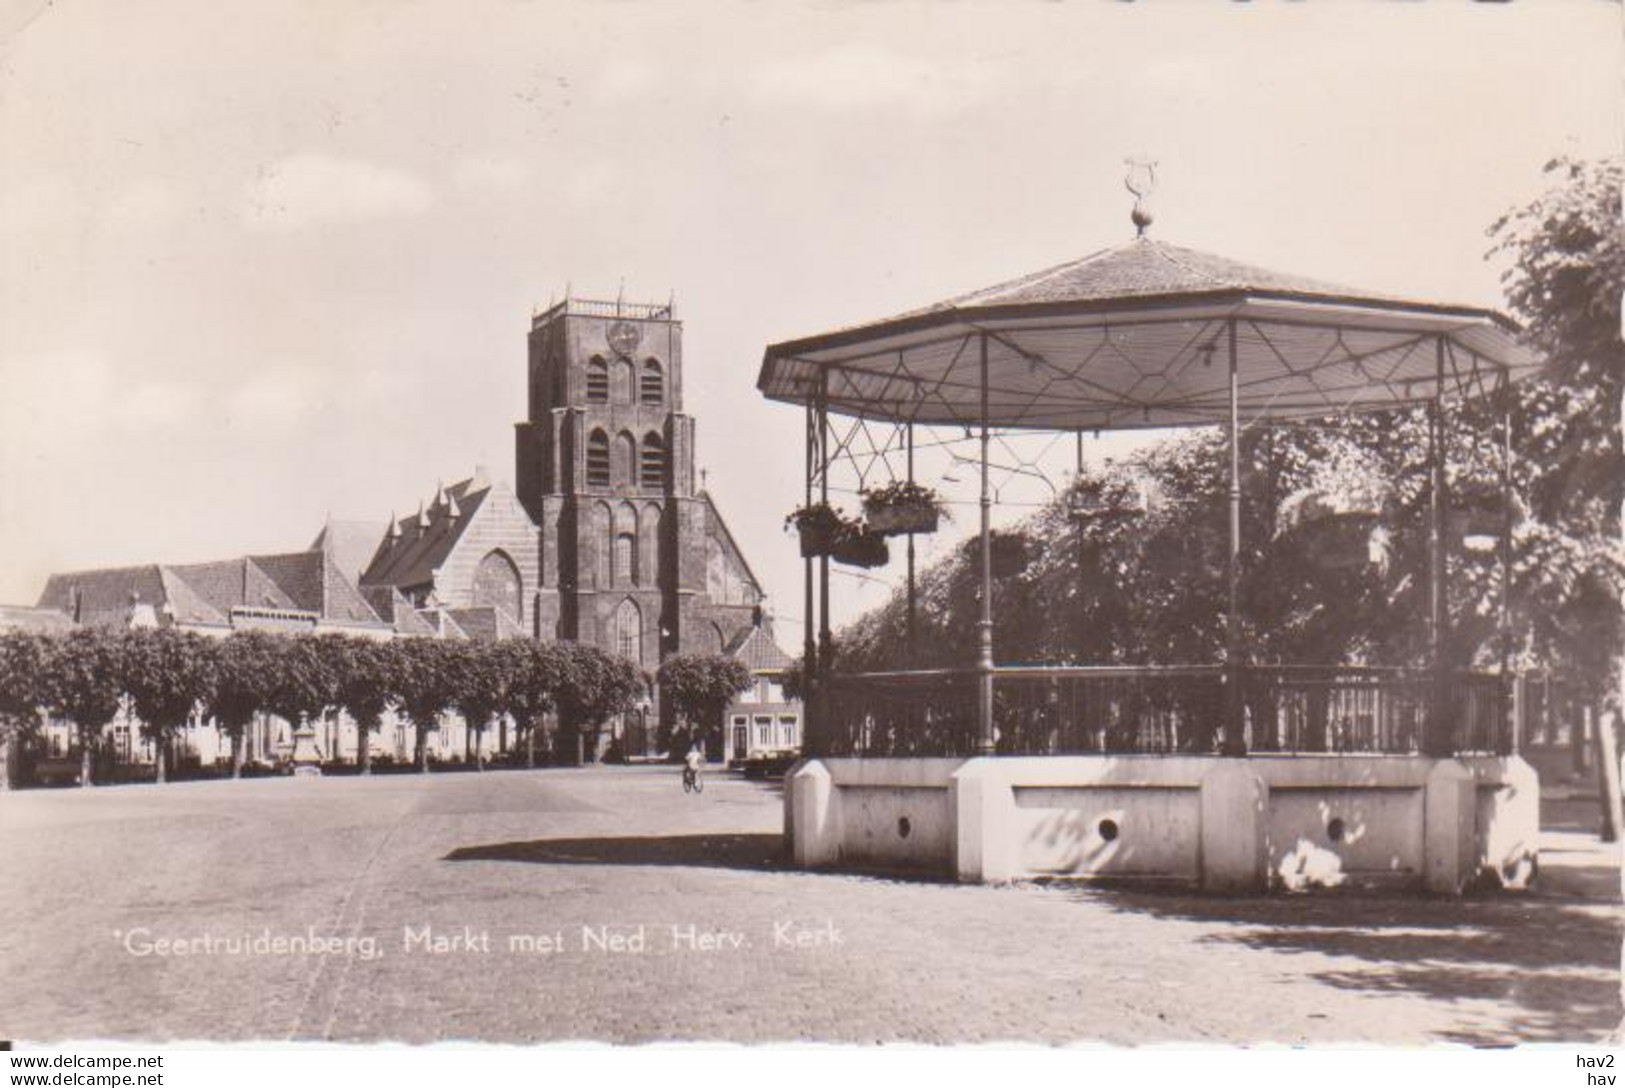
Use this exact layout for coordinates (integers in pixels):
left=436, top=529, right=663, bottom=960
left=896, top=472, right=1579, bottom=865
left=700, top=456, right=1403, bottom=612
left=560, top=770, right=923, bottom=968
left=0, top=0, right=1619, bottom=632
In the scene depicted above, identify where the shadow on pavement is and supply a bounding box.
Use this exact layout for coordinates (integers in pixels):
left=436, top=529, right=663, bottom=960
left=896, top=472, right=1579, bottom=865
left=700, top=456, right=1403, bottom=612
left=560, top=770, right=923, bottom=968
left=444, top=833, right=788, bottom=871
left=443, top=831, right=957, bottom=886
left=1078, top=886, right=1623, bottom=1045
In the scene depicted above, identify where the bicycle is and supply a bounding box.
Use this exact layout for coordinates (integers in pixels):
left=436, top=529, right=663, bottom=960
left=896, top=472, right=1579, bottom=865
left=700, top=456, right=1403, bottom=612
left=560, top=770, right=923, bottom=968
left=682, top=765, right=704, bottom=793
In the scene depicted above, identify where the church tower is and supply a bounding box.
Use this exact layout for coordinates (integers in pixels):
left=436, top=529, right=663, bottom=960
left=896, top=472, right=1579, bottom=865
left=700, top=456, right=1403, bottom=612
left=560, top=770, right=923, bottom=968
left=517, top=294, right=760, bottom=676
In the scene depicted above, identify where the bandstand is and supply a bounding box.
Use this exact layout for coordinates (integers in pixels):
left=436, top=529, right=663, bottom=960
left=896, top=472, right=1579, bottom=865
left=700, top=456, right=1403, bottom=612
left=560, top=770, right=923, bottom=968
left=757, top=186, right=1544, bottom=892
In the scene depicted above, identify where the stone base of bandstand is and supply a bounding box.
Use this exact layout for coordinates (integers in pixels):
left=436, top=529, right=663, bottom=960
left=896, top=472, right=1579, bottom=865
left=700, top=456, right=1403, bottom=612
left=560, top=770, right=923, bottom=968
left=784, top=754, right=1540, bottom=893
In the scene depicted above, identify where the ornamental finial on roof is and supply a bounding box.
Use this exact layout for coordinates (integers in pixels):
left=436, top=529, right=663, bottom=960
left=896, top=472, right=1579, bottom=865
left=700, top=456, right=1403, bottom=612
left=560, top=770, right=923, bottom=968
left=1125, top=156, right=1157, bottom=238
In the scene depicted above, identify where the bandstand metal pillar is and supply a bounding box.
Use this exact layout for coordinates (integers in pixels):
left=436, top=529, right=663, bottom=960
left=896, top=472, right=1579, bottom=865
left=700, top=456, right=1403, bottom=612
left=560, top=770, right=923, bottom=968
left=818, top=384, right=832, bottom=682
left=906, top=423, right=917, bottom=669
left=1498, top=382, right=1518, bottom=755
left=1222, top=318, right=1246, bottom=756
left=803, top=401, right=818, bottom=754
left=976, top=333, right=996, bottom=755
left=1425, top=335, right=1452, bottom=758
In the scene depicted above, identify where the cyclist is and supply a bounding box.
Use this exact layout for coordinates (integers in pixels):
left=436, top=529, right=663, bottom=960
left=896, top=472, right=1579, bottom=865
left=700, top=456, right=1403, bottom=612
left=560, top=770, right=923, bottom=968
left=682, top=740, right=706, bottom=793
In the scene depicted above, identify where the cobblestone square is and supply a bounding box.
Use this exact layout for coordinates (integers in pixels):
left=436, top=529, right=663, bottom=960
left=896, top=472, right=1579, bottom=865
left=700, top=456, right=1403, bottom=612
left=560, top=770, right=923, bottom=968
left=1, top=767, right=1617, bottom=1046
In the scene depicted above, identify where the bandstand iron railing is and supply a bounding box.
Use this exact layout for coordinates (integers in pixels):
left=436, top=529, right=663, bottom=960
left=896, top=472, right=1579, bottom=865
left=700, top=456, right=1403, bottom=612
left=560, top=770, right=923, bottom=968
left=820, top=665, right=1512, bottom=758
left=758, top=174, right=1543, bottom=762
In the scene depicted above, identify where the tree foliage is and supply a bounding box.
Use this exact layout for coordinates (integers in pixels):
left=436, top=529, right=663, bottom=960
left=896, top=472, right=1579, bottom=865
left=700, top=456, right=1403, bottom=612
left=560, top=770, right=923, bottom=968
left=488, top=638, right=565, bottom=766
left=553, top=641, right=643, bottom=761
left=262, top=634, right=339, bottom=727
left=322, top=634, right=400, bottom=774
left=35, top=628, right=127, bottom=787
left=0, top=621, right=674, bottom=781
left=1488, top=155, right=1625, bottom=700
left=447, top=639, right=510, bottom=768
left=657, top=653, right=752, bottom=743
left=837, top=360, right=1615, bottom=708
left=0, top=630, right=51, bottom=788
left=205, top=631, right=285, bottom=778
left=0, top=630, right=50, bottom=730
left=119, top=627, right=218, bottom=783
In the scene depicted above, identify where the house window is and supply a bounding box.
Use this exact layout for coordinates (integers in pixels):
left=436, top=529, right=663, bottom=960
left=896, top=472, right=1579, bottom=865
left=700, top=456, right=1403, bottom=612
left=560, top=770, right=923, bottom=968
left=586, top=356, right=609, bottom=403
left=780, top=715, right=798, bottom=747
left=755, top=715, right=773, bottom=747
left=640, top=359, right=664, bottom=404
left=640, top=433, right=667, bottom=491
left=586, top=429, right=611, bottom=487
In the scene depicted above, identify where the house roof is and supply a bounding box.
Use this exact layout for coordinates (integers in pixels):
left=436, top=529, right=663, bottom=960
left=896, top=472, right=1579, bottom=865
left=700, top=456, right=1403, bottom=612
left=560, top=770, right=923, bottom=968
left=726, top=623, right=794, bottom=673
left=701, top=490, right=764, bottom=602
left=445, top=606, right=526, bottom=643
left=310, top=519, right=387, bottom=586
left=361, top=476, right=495, bottom=591
left=158, top=567, right=239, bottom=626
left=169, top=558, right=298, bottom=613
left=243, top=550, right=386, bottom=627
left=36, top=564, right=230, bottom=628
left=0, top=604, right=75, bottom=633
left=416, top=608, right=471, bottom=640
left=360, top=585, right=439, bottom=637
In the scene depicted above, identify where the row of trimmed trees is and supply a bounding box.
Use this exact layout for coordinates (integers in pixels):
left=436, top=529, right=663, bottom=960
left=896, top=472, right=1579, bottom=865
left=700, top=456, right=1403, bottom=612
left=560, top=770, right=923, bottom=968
left=0, top=627, right=657, bottom=788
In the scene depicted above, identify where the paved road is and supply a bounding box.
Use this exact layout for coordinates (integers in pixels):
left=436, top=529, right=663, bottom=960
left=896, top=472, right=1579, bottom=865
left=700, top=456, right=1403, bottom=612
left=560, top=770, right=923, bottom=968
left=0, top=766, right=1618, bottom=1045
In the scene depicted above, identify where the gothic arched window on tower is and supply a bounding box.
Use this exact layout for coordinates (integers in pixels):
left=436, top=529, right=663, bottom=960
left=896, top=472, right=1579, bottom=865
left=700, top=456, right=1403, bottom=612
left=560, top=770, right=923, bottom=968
left=616, top=431, right=638, bottom=487
left=640, top=432, right=667, bottom=491
left=614, top=356, right=635, bottom=403
left=586, top=429, right=611, bottom=487
left=614, top=532, right=638, bottom=586
left=613, top=597, right=643, bottom=667
left=472, top=549, right=523, bottom=621
left=587, top=356, right=609, bottom=403
left=640, top=358, right=664, bottom=404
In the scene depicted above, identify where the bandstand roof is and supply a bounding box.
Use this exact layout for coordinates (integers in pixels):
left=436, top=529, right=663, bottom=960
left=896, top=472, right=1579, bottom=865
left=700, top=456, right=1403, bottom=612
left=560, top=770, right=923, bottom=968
left=756, top=237, right=1540, bottom=431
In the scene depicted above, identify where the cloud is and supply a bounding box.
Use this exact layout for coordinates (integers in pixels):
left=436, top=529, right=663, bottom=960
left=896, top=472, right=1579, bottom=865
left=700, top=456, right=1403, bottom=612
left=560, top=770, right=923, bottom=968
left=451, top=156, right=530, bottom=191
left=0, top=175, right=180, bottom=238
left=104, top=178, right=182, bottom=233
left=591, top=58, right=660, bottom=103
left=124, top=381, right=204, bottom=427
left=0, top=350, right=201, bottom=443
left=223, top=368, right=324, bottom=425
left=242, top=154, right=433, bottom=230
left=748, top=44, right=998, bottom=115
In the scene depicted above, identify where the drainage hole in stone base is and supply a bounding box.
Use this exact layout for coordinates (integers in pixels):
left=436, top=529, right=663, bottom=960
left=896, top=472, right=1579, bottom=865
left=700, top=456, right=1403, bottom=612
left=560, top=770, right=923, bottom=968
left=897, top=816, right=911, bottom=839
left=1327, top=817, right=1346, bottom=843
left=1098, top=818, right=1119, bottom=842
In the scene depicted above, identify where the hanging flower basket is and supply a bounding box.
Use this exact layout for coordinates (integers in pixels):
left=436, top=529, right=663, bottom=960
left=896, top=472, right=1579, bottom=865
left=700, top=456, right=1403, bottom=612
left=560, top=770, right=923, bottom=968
left=861, top=481, right=945, bottom=537
left=832, top=529, right=890, bottom=569
left=785, top=503, right=857, bottom=559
